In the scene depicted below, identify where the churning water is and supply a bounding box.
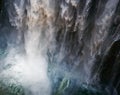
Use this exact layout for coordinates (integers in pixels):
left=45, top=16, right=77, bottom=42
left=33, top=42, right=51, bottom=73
left=0, top=0, right=120, bottom=95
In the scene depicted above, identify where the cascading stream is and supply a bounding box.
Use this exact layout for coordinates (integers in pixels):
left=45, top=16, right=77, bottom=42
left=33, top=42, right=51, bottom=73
left=0, top=0, right=56, bottom=95
left=0, top=0, right=120, bottom=95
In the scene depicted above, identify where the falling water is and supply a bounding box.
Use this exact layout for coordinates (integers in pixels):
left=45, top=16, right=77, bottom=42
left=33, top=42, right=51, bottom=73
left=0, top=0, right=120, bottom=95
left=0, top=0, right=55, bottom=95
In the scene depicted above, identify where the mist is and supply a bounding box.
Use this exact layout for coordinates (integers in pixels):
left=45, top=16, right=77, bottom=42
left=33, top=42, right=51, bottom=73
left=0, top=0, right=120, bottom=95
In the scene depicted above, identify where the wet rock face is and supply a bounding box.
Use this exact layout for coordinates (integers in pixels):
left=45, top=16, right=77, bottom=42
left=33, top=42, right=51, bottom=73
left=0, top=0, right=2, bottom=12
left=63, top=0, right=120, bottom=93
left=53, top=1, right=120, bottom=91
left=98, top=40, right=120, bottom=94
left=0, top=0, right=120, bottom=95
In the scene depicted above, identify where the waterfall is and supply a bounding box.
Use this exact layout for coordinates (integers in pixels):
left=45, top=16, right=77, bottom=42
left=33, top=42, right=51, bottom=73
left=0, top=0, right=120, bottom=95
left=0, top=0, right=55, bottom=95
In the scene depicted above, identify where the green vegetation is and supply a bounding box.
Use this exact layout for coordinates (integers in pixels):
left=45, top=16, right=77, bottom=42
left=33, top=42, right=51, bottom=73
left=0, top=80, right=24, bottom=95
left=55, top=78, right=70, bottom=95
left=53, top=77, right=107, bottom=95
left=0, top=77, right=108, bottom=95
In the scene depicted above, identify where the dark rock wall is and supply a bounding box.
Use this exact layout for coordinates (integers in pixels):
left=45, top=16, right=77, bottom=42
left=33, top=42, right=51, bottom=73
left=0, top=0, right=120, bottom=94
